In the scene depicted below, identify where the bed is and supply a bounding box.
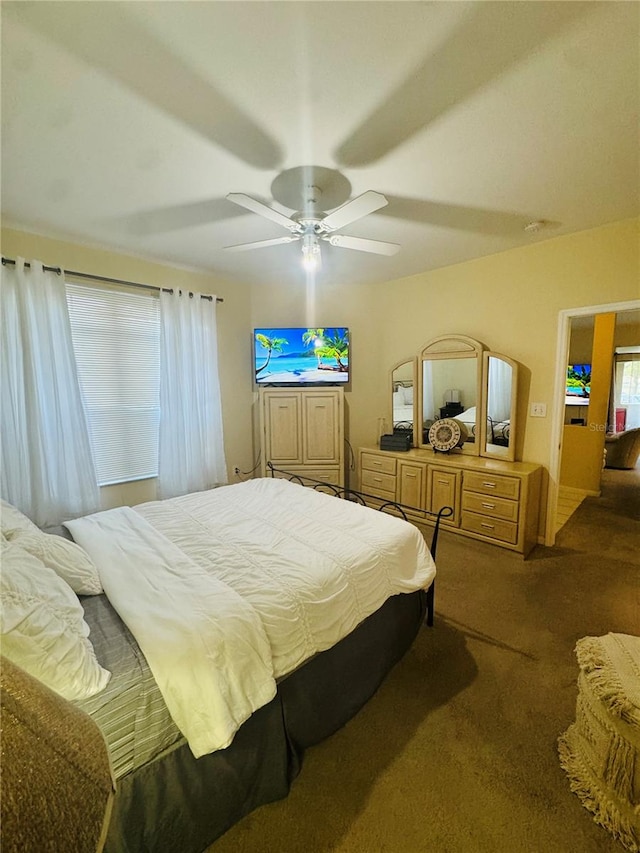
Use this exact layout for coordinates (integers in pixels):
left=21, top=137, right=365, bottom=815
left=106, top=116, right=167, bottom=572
left=454, top=406, right=479, bottom=440
left=452, top=407, right=511, bottom=447
left=491, top=419, right=511, bottom=446
left=1, top=477, right=438, bottom=853
left=393, top=383, right=415, bottom=428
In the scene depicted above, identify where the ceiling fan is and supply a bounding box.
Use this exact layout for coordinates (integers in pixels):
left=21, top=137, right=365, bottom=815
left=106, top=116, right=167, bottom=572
left=224, top=166, right=400, bottom=269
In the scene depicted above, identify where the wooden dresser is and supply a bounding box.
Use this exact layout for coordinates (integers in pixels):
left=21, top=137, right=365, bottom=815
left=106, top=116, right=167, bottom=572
left=358, top=447, right=542, bottom=556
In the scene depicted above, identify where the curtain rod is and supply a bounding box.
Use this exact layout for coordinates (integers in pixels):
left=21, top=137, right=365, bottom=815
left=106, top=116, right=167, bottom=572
left=1, top=257, right=223, bottom=303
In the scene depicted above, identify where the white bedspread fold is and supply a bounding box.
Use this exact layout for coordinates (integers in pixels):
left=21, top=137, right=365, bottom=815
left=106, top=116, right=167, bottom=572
left=66, top=507, right=276, bottom=758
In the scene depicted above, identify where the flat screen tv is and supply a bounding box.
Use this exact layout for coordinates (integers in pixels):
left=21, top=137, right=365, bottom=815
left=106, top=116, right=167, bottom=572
left=566, top=363, right=591, bottom=402
left=254, top=327, right=350, bottom=386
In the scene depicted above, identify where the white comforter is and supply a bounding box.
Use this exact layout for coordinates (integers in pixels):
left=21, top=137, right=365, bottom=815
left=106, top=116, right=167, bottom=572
left=68, top=478, right=436, bottom=757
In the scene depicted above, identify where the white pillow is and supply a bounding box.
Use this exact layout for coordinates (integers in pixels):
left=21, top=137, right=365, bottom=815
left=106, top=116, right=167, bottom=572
left=1, top=499, right=40, bottom=538
left=0, top=538, right=110, bottom=701
left=11, top=530, right=102, bottom=596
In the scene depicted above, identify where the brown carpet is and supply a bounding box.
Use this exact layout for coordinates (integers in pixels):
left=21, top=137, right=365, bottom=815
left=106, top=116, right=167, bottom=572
left=209, top=467, right=640, bottom=853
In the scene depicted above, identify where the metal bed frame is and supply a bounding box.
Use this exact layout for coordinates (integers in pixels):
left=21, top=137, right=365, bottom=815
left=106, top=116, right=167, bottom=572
left=266, top=463, right=453, bottom=627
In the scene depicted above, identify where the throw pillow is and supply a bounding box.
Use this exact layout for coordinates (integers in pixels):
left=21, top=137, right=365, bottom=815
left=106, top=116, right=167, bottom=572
left=12, top=530, right=102, bottom=596
left=0, top=539, right=110, bottom=701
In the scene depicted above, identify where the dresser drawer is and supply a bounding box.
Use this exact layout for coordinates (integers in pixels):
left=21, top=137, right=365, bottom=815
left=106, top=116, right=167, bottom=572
left=361, top=468, right=397, bottom=494
left=364, top=486, right=397, bottom=503
left=461, top=511, right=518, bottom=544
left=464, top=471, right=520, bottom=500
left=270, top=466, right=341, bottom=487
left=361, top=452, right=397, bottom=475
left=462, top=491, right=519, bottom=522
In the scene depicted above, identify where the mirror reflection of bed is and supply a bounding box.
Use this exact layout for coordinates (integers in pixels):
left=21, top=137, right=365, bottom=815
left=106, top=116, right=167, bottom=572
left=482, top=353, right=517, bottom=460
left=393, top=384, right=414, bottom=424
left=485, top=356, right=513, bottom=448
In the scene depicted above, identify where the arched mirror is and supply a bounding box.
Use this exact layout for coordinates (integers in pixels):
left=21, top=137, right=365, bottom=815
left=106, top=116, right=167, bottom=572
left=480, top=352, right=518, bottom=462
left=419, top=335, right=484, bottom=454
left=391, top=359, right=416, bottom=444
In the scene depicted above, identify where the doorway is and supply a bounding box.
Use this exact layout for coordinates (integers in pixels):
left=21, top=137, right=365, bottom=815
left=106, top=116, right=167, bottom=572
left=546, top=299, right=640, bottom=545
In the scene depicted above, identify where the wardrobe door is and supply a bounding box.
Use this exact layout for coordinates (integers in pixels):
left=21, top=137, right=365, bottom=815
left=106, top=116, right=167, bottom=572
left=264, top=392, right=302, bottom=466
left=302, top=391, right=342, bottom=465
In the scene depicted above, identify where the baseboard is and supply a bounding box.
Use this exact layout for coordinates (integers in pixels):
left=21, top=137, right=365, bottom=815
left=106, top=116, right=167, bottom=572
left=558, top=486, right=602, bottom=499
left=558, top=486, right=589, bottom=499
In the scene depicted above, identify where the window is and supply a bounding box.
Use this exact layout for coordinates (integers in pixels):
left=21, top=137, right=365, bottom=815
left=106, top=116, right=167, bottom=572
left=613, top=348, right=640, bottom=431
left=66, top=284, right=160, bottom=485
left=619, top=359, right=640, bottom=406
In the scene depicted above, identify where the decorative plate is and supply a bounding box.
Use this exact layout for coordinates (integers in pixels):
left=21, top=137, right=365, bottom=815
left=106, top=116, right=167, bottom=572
left=428, top=418, right=468, bottom=452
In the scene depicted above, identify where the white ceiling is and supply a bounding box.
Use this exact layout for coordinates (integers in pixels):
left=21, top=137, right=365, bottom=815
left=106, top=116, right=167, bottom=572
left=2, top=1, right=639, bottom=289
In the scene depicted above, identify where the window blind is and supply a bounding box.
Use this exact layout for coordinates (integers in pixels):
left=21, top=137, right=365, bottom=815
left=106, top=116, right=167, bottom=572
left=66, top=283, right=160, bottom=486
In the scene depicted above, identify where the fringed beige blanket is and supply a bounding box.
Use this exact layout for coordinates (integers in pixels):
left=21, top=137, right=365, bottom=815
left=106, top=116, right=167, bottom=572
left=1, top=656, right=115, bottom=853
left=558, top=632, right=640, bottom=852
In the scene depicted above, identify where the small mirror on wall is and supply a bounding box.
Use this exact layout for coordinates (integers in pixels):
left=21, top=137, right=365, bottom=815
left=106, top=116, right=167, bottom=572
left=481, top=352, right=518, bottom=461
left=391, top=359, right=416, bottom=445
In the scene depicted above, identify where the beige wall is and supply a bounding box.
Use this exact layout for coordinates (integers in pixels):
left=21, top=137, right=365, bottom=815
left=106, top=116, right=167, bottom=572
left=3, top=217, right=638, bottom=527
left=568, top=321, right=595, bottom=364
left=250, top=217, right=639, bottom=529
left=1, top=227, right=254, bottom=508
left=614, top=311, right=640, bottom=348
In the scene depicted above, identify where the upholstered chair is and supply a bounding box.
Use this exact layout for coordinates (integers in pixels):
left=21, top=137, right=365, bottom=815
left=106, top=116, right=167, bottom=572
left=604, top=427, right=640, bottom=470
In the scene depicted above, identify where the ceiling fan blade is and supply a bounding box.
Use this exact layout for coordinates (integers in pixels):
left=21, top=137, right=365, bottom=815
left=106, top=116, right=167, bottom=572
left=334, top=3, right=589, bottom=167
left=321, top=191, right=389, bottom=232
left=226, top=193, right=300, bottom=232
left=7, top=4, right=282, bottom=170
left=382, top=195, right=535, bottom=235
left=324, top=234, right=400, bottom=256
left=224, top=235, right=300, bottom=252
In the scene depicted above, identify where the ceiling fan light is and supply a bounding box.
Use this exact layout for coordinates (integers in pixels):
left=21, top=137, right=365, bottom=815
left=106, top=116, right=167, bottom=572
left=301, top=234, right=321, bottom=270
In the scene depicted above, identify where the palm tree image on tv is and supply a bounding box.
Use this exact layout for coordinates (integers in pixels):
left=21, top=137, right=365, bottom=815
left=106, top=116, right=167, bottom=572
left=255, top=333, right=288, bottom=378
left=302, top=328, right=326, bottom=367
left=315, top=329, right=349, bottom=373
left=567, top=364, right=591, bottom=397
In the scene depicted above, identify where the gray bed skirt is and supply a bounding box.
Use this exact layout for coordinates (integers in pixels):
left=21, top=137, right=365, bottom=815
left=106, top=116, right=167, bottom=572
left=105, top=588, right=427, bottom=853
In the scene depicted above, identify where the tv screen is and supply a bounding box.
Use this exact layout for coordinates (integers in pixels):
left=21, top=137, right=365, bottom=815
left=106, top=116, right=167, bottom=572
left=254, top=327, right=350, bottom=385
left=566, top=363, right=591, bottom=400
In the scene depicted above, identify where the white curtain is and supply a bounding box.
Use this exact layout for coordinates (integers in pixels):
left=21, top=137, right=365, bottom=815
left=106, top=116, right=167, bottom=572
left=487, top=357, right=512, bottom=423
left=1, top=259, right=100, bottom=526
left=158, top=289, right=227, bottom=499
left=422, top=360, right=435, bottom=421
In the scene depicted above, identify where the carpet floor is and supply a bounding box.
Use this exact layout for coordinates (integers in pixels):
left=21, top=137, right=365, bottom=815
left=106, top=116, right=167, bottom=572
left=209, top=467, right=639, bottom=853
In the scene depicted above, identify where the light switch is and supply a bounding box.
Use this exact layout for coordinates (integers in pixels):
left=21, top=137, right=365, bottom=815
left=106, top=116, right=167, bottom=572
left=530, top=402, right=547, bottom=417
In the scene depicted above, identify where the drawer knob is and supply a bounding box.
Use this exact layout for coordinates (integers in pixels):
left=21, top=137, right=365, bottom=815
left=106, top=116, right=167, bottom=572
left=482, top=502, right=495, bottom=509
left=481, top=522, right=495, bottom=530
left=483, top=482, right=496, bottom=489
